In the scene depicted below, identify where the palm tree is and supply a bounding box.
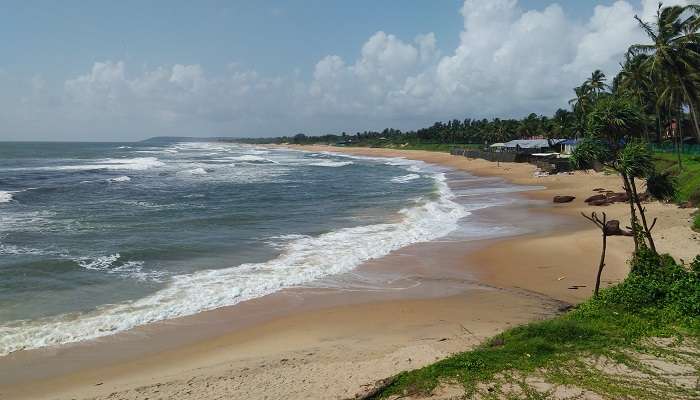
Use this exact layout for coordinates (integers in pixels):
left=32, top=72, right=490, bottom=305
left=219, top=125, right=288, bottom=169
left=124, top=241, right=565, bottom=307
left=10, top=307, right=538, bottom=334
left=629, top=4, right=700, bottom=141
left=585, top=69, right=609, bottom=95
left=658, top=74, right=686, bottom=168
left=616, top=54, right=654, bottom=141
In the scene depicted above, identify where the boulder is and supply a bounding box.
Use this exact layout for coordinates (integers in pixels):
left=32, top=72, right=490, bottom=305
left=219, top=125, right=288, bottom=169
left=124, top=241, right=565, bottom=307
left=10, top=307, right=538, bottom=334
left=585, top=194, right=607, bottom=203
left=589, top=199, right=613, bottom=206
left=606, top=192, right=629, bottom=202
left=553, top=195, right=576, bottom=203
left=604, top=220, right=633, bottom=236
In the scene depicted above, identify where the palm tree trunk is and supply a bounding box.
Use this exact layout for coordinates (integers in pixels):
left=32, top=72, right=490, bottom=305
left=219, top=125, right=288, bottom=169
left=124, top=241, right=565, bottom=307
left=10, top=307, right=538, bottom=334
left=680, top=82, right=700, bottom=142
left=622, top=173, right=640, bottom=253
left=655, top=104, right=662, bottom=143
left=676, top=108, right=683, bottom=170
left=629, top=178, right=657, bottom=253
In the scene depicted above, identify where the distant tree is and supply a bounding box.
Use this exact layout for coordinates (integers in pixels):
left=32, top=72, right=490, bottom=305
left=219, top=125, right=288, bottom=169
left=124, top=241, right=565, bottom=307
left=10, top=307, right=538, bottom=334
left=629, top=3, right=700, bottom=141
left=571, top=95, right=658, bottom=254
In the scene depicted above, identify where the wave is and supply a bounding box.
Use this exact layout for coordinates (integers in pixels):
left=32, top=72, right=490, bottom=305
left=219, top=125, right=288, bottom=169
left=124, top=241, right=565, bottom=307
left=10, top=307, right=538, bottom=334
left=76, top=253, right=164, bottom=282
left=308, top=161, right=354, bottom=167
left=107, top=176, right=131, bottom=183
left=391, top=174, right=421, bottom=184
left=183, top=167, right=208, bottom=175
left=0, top=173, right=466, bottom=356
left=0, top=191, right=13, bottom=203
left=3, top=157, right=164, bottom=172
left=229, top=155, right=277, bottom=163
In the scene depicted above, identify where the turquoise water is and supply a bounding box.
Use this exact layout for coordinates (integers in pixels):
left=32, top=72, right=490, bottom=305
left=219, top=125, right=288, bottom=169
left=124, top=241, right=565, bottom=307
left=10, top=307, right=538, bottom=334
left=0, top=140, right=470, bottom=354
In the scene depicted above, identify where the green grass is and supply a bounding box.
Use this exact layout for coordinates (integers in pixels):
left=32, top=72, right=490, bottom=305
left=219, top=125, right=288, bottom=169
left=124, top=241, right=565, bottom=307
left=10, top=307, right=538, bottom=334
left=693, top=213, right=700, bottom=232
left=372, top=250, right=700, bottom=399
left=653, top=152, right=700, bottom=204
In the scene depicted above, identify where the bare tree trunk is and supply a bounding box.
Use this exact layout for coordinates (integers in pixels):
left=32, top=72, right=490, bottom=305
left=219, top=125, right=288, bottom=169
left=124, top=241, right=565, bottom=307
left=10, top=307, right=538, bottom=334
left=629, top=178, right=657, bottom=253
left=622, top=173, right=640, bottom=253
left=595, top=232, right=607, bottom=297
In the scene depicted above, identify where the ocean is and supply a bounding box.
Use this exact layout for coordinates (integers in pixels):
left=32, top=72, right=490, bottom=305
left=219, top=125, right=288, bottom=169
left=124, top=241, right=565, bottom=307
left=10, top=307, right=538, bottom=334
left=0, top=140, right=531, bottom=355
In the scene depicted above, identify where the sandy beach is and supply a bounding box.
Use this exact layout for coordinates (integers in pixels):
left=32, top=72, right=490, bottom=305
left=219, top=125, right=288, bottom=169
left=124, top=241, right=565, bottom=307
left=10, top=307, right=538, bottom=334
left=1, top=146, right=697, bottom=400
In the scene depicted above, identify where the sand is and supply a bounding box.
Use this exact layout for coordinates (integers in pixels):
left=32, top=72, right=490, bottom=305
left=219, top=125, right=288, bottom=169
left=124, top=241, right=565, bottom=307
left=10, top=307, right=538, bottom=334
left=0, top=145, right=697, bottom=400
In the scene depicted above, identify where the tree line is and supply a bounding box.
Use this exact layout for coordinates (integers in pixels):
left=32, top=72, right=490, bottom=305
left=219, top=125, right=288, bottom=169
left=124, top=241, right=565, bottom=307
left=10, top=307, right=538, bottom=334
left=234, top=3, right=699, bottom=151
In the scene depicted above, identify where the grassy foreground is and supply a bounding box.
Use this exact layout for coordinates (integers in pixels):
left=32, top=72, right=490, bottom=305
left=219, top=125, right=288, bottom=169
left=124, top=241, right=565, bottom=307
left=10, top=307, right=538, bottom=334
left=371, top=249, right=700, bottom=399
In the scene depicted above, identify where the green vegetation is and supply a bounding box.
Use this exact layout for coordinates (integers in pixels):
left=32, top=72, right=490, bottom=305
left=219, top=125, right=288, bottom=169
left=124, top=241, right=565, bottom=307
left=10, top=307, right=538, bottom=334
left=653, top=152, right=700, bottom=204
left=372, top=250, right=700, bottom=399
left=693, top=213, right=700, bottom=232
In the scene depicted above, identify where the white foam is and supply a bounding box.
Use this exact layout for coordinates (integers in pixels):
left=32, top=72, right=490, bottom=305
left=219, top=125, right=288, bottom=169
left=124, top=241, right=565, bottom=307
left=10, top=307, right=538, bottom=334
left=229, top=155, right=277, bottom=163
left=0, top=172, right=467, bottom=355
left=3, top=157, right=164, bottom=172
left=108, top=176, right=131, bottom=183
left=391, top=174, right=421, bottom=184
left=0, top=191, right=13, bottom=203
left=308, top=161, right=354, bottom=167
left=77, top=253, right=164, bottom=282
left=185, top=168, right=208, bottom=175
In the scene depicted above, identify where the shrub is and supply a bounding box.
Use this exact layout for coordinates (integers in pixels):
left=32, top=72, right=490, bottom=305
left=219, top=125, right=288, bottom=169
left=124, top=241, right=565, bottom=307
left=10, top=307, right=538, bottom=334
left=597, top=248, right=700, bottom=318
left=646, top=171, right=676, bottom=201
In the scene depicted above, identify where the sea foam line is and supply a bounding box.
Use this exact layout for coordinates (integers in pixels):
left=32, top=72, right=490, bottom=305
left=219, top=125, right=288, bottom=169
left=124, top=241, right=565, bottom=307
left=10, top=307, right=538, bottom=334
left=0, top=170, right=467, bottom=356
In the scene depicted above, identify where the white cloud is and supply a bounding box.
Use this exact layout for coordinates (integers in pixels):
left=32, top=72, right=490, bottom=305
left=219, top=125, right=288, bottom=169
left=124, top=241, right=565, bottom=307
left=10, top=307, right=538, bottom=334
left=0, top=0, right=688, bottom=140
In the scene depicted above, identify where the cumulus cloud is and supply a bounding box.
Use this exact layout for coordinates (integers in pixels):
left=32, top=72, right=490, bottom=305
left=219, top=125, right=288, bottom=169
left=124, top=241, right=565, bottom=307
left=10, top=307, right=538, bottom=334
left=0, top=0, right=691, bottom=140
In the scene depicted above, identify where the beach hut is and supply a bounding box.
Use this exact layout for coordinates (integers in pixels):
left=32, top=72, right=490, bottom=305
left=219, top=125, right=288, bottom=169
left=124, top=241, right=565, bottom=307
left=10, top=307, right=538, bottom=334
left=489, top=143, right=506, bottom=152
left=561, top=139, right=580, bottom=154
left=502, top=139, right=566, bottom=154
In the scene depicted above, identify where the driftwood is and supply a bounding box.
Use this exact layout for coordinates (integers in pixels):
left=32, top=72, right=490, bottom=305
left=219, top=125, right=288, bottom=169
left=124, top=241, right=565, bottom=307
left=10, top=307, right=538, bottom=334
left=581, top=212, right=633, bottom=296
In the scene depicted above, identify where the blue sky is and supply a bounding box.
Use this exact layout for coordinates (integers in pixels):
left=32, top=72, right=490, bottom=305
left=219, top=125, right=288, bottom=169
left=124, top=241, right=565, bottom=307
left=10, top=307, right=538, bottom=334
left=0, top=0, right=670, bottom=141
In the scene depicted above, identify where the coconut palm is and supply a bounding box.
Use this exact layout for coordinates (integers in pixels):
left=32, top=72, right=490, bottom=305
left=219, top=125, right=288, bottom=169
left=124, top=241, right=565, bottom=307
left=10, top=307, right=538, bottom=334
left=629, top=3, right=700, bottom=141
left=616, top=54, right=654, bottom=141
left=585, top=69, right=609, bottom=96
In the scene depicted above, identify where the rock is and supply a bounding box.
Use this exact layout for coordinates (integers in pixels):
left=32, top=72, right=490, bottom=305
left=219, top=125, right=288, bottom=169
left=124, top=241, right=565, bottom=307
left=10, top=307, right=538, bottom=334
left=604, top=220, right=633, bottom=236
left=589, top=199, right=613, bottom=206
left=553, top=195, right=576, bottom=203
left=606, top=192, right=629, bottom=202
left=679, top=201, right=694, bottom=209
left=593, top=188, right=607, bottom=192
left=585, top=194, right=607, bottom=203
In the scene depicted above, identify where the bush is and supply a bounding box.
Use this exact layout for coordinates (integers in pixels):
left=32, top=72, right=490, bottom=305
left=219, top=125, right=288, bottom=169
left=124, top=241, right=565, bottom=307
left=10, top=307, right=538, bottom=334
left=646, top=171, right=676, bottom=201
left=596, top=248, right=700, bottom=318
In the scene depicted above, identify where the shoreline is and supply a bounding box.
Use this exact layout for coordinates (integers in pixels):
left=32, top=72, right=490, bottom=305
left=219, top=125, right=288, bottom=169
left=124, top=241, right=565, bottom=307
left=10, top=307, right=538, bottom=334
left=1, top=145, right=696, bottom=400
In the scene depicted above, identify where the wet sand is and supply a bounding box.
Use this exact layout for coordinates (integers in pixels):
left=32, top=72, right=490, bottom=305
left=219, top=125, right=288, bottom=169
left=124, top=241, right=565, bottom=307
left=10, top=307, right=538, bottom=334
left=0, top=145, right=697, bottom=400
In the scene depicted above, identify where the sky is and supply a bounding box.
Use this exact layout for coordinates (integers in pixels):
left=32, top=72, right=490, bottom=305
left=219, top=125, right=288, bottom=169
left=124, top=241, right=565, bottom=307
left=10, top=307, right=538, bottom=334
left=0, top=0, right=691, bottom=141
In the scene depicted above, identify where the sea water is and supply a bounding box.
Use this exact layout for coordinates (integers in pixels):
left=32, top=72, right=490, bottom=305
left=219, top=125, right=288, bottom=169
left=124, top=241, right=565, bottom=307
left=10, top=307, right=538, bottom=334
left=0, top=140, right=530, bottom=355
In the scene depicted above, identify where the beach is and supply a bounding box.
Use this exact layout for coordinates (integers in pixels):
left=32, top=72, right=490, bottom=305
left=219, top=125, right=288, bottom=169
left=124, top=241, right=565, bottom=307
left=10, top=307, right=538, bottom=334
left=1, top=145, right=697, bottom=400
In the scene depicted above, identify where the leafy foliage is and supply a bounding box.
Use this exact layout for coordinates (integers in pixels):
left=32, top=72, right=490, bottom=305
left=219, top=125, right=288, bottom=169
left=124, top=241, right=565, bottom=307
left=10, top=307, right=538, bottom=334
left=569, top=137, right=611, bottom=169
left=615, top=140, right=655, bottom=178
left=598, top=248, right=700, bottom=318
left=646, top=171, right=677, bottom=201
left=585, top=95, right=645, bottom=142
